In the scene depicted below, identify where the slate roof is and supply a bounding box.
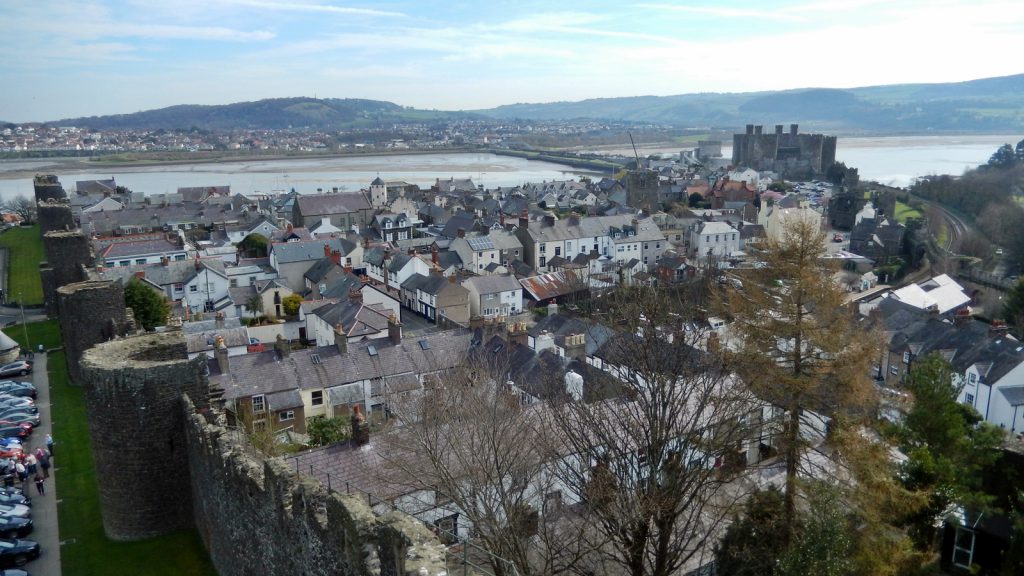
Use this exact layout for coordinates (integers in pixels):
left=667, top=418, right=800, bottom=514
left=528, top=314, right=617, bottom=358
left=441, top=211, right=476, bottom=239
left=272, top=238, right=351, bottom=264
left=463, top=274, right=521, bottom=295
left=210, top=330, right=473, bottom=400
left=295, top=193, right=371, bottom=216
left=95, top=236, right=184, bottom=259
left=185, top=325, right=251, bottom=355
left=100, top=258, right=227, bottom=286
left=314, top=300, right=392, bottom=338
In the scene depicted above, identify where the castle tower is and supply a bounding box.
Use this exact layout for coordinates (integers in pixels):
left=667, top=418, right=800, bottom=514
left=32, top=174, right=66, bottom=204
left=80, top=331, right=210, bottom=540
left=37, top=199, right=75, bottom=235
left=369, top=176, right=387, bottom=208
left=42, top=230, right=94, bottom=317
left=57, top=280, right=130, bottom=383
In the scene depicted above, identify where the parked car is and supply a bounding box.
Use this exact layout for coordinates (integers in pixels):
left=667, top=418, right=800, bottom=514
left=0, top=388, right=32, bottom=401
left=0, top=538, right=39, bottom=567
left=0, top=402, right=33, bottom=415
left=0, top=504, right=30, bottom=520
left=0, top=416, right=38, bottom=430
left=0, top=493, right=28, bottom=509
left=0, top=425, right=30, bottom=436
left=0, top=365, right=30, bottom=379
left=0, top=568, right=29, bottom=576
left=0, top=430, right=25, bottom=443
left=0, top=517, right=31, bottom=540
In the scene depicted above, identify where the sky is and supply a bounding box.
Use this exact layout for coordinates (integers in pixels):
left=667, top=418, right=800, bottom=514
left=2, top=0, right=1023, bottom=123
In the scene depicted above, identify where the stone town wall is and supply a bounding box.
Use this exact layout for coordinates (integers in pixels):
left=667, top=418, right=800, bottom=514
left=80, top=332, right=209, bottom=541
left=43, top=231, right=93, bottom=317
left=37, top=200, right=76, bottom=235
left=33, top=174, right=66, bottom=204
left=183, top=396, right=446, bottom=576
left=57, top=280, right=129, bottom=384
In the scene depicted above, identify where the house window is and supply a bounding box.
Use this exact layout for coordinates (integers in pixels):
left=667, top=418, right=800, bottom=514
left=539, top=257, right=546, bottom=267
left=252, top=394, right=266, bottom=413
left=119, top=260, right=130, bottom=267
left=965, top=393, right=975, bottom=405
left=902, top=352, right=910, bottom=364
left=278, top=410, right=295, bottom=422
left=230, top=279, right=238, bottom=287
left=135, top=259, right=146, bottom=265
left=540, top=244, right=546, bottom=253
left=311, top=390, right=324, bottom=406
left=969, top=373, right=977, bottom=384
left=173, top=283, right=184, bottom=292
left=189, top=285, right=198, bottom=292
left=544, top=491, right=563, bottom=515
left=644, top=243, right=649, bottom=250
left=656, top=243, right=660, bottom=249
left=249, top=276, right=256, bottom=283
left=890, top=365, right=899, bottom=376
left=953, top=526, right=975, bottom=569
left=175, top=254, right=187, bottom=261
left=555, top=247, right=561, bottom=256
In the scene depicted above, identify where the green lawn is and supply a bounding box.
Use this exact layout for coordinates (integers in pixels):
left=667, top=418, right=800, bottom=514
left=894, top=201, right=922, bottom=224
left=0, top=226, right=44, bottom=305
left=2, top=323, right=216, bottom=576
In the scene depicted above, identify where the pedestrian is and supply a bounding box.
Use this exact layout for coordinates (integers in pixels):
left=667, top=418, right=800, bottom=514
left=35, top=448, right=50, bottom=479
left=33, top=474, right=43, bottom=495
left=14, top=461, right=26, bottom=492
left=24, top=453, right=36, bottom=477
left=45, top=434, right=53, bottom=457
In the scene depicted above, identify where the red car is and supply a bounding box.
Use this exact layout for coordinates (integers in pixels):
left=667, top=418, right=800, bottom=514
left=0, top=447, right=20, bottom=459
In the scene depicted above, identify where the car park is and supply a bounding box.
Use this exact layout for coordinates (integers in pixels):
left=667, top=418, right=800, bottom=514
left=0, top=388, right=32, bottom=401
left=0, top=493, right=29, bottom=509
left=0, top=402, right=33, bottom=415
left=0, top=415, right=38, bottom=429
left=0, top=568, right=30, bottom=575
left=0, top=365, right=30, bottom=380
left=0, top=429, right=25, bottom=443
left=0, top=538, right=39, bottom=567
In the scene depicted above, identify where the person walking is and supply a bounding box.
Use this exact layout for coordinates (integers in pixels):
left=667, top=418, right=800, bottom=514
left=14, top=461, right=26, bottom=492
left=45, top=434, right=54, bottom=457
left=33, top=474, right=43, bottom=495
left=24, top=453, right=36, bottom=477
left=35, top=448, right=50, bottom=479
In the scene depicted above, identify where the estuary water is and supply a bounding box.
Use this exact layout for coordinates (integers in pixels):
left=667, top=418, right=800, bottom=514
left=0, top=134, right=1019, bottom=200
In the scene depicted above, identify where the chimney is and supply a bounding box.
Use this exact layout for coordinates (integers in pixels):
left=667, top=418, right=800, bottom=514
left=543, top=215, right=555, bottom=227
left=134, top=271, right=145, bottom=279
left=565, top=370, right=583, bottom=402
left=334, top=322, right=348, bottom=355
left=274, top=334, right=290, bottom=358
left=287, top=222, right=293, bottom=232
left=408, top=247, right=416, bottom=256
left=507, top=321, right=528, bottom=347
left=215, top=311, right=225, bottom=329
left=519, top=210, right=529, bottom=229
left=330, top=249, right=342, bottom=265
left=194, top=255, right=202, bottom=270
left=349, top=287, right=362, bottom=302
left=324, top=243, right=332, bottom=258
left=535, top=331, right=555, bottom=353
left=363, top=236, right=370, bottom=249
left=547, top=300, right=559, bottom=317
left=990, top=319, right=1009, bottom=338
left=745, top=124, right=754, bottom=135
left=457, top=228, right=465, bottom=238
left=954, top=307, right=971, bottom=327
left=214, top=335, right=230, bottom=374
left=500, top=213, right=506, bottom=227
left=790, top=123, right=798, bottom=136
left=431, top=244, right=439, bottom=265
left=775, top=124, right=783, bottom=135
left=448, top=273, right=457, bottom=284
left=388, top=313, right=402, bottom=345
left=161, top=255, right=170, bottom=266
left=564, top=332, right=587, bottom=360
left=351, top=404, right=370, bottom=446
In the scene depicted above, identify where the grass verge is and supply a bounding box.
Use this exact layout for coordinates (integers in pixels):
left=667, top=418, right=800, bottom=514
left=894, top=201, right=922, bottom=224
left=0, top=226, right=44, bottom=306
left=2, top=319, right=217, bottom=576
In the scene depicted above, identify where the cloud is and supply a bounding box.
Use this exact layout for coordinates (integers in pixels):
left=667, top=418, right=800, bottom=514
left=114, top=23, right=275, bottom=42
left=636, top=3, right=804, bottom=22
left=221, top=0, right=406, bottom=17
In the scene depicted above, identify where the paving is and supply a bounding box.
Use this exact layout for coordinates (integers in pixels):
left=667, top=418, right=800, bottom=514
left=19, top=352, right=60, bottom=575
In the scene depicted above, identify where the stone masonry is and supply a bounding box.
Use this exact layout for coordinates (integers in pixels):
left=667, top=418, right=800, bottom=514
left=37, top=199, right=76, bottom=235
left=80, top=332, right=210, bottom=540
left=42, top=230, right=93, bottom=317
left=185, top=397, right=446, bottom=576
left=57, top=280, right=130, bottom=384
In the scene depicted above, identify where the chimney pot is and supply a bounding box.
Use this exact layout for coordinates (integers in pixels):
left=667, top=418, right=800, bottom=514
left=351, top=404, right=370, bottom=446
left=334, top=322, right=348, bottom=354
left=214, top=336, right=230, bottom=374
left=388, top=313, right=402, bottom=345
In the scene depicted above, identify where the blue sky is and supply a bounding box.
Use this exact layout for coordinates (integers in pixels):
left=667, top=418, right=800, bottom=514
left=2, top=0, right=1022, bottom=122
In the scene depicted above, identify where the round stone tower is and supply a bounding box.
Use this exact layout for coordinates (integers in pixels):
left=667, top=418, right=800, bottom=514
left=80, top=331, right=210, bottom=541
left=57, top=280, right=128, bottom=384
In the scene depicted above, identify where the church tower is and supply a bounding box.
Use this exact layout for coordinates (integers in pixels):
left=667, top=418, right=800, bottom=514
left=370, top=176, right=387, bottom=208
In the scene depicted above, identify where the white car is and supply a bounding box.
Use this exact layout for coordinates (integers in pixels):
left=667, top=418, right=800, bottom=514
left=0, top=503, right=30, bottom=518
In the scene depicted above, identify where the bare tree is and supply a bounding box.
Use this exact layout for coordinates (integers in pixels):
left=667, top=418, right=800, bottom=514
left=541, top=286, right=760, bottom=576
left=382, top=358, right=597, bottom=576
left=2, top=195, right=35, bottom=224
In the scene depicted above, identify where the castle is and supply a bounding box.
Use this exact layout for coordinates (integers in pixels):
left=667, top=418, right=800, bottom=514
left=731, top=123, right=837, bottom=178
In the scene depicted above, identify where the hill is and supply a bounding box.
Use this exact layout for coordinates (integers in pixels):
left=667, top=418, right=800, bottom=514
left=478, top=73, right=1024, bottom=132
left=56, top=97, right=473, bottom=130
left=40, top=73, right=1024, bottom=133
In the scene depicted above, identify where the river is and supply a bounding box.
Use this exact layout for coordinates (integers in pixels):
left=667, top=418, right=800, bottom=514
left=0, top=135, right=1019, bottom=199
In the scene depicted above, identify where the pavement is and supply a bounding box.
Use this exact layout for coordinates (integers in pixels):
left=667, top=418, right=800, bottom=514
left=20, top=352, right=60, bottom=575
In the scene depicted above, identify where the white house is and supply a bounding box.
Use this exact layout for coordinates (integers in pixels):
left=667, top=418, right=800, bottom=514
left=689, top=221, right=740, bottom=260
left=462, top=274, right=523, bottom=318
left=516, top=214, right=667, bottom=273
